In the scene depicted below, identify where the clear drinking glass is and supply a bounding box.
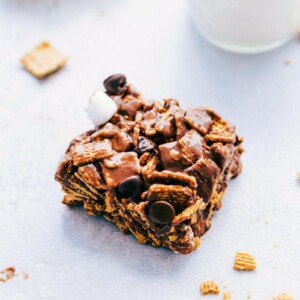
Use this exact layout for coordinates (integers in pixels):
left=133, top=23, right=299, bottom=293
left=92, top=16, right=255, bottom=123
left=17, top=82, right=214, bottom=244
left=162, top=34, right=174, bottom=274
left=189, top=0, right=300, bottom=53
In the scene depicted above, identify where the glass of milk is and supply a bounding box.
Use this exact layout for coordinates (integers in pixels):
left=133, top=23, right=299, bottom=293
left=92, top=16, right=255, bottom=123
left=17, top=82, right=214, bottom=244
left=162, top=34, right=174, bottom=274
left=188, top=0, right=299, bottom=53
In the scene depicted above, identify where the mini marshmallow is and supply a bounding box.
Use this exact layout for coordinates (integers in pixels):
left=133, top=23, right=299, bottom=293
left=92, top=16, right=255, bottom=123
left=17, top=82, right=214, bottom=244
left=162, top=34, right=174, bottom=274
left=126, top=82, right=141, bottom=97
left=86, top=90, right=118, bottom=127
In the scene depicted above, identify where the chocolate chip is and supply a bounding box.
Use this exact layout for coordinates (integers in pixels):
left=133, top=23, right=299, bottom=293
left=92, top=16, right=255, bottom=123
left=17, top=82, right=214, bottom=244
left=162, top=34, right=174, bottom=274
left=117, top=175, right=143, bottom=199
left=148, top=201, right=175, bottom=225
left=103, top=74, right=127, bottom=95
left=135, top=136, right=156, bottom=155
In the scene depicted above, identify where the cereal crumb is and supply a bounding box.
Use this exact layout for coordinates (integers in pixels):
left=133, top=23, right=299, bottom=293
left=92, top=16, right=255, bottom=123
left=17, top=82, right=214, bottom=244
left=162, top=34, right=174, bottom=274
left=23, top=272, right=29, bottom=280
left=21, top=41, right=67, bottom=78
left=272, top=293, right=294, bottom=300
left=222, top=291, right=231, bottom=300
left=233, top=252, right=256, bottom=271
left=297, top=172, right=300, bottom=182
left=200, top=280, right=220, bottom=295
left=0, top=266, right=17, bottom=283
left=285, top=59, right=291, bottom=65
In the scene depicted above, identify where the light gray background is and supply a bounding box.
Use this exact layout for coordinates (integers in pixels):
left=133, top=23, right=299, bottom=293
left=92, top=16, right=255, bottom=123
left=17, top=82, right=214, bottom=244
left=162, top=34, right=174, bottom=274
left=0, top=0, right=299, bottom=299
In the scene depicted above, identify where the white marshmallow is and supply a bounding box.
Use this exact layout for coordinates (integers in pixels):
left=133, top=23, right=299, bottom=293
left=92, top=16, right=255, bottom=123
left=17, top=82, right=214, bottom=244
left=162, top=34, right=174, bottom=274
left=126, top=82, right=140, bottom=97
left=86, top=90, right=118, bottom=127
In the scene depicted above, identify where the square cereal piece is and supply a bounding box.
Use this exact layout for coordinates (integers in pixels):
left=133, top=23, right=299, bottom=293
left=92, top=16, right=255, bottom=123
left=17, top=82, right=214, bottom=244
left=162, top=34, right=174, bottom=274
left=77, top=164, right=106, bottom=190
left=147, top=184, right=195, bottom=209
left=233, top=251, right=257, bottom=271
left=21, top=41, right=67, bottom=78
left=70, top=140, right=113, bottom=167
left=200, top=280, right=220, bottom=295
left=101, top=152, right=140, bottom=188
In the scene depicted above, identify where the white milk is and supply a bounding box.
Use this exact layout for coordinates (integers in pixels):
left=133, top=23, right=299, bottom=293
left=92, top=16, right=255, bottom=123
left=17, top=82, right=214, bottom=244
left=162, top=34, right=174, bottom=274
left=189, top=0, right=299, bottom=53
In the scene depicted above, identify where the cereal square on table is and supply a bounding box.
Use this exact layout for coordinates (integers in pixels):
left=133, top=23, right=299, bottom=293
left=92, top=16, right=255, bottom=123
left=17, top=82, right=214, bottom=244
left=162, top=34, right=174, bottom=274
left=21, top=41, right=67, bottom=78
left=200, top=280, right=220, bottom=295
left=233, top=251, right=257, bottom=271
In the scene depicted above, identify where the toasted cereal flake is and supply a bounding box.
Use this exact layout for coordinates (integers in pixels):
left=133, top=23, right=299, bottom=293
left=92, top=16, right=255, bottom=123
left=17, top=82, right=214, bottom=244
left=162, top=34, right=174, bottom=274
left=272, top=294, right=294, bottom=300
left=149, top=170, right=197, bottom=189
left=223, top=291, right=231, bottom=300
left=233, top=252, right=256, bottom=271
left=71, top=140, right=113, bottom=166
left=200, top=280, right=220, bottom=295
left=21, top=41, right=67, bottom=78
left=147, top=184, right=194, bottom=209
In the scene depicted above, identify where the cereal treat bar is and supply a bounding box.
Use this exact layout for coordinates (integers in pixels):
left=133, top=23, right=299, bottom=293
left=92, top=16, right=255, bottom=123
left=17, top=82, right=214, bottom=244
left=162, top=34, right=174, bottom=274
left=55, top=74, right=243, bottom=254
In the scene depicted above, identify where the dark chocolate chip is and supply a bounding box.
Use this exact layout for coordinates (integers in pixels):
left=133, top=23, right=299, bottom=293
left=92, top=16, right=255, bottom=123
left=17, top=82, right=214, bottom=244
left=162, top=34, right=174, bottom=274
left=117, top=175, right=143, bottom=199
left=103, top=74, right=127, bottom=95
left=148, top=201, right=175, bottom=225
left=135, top=136, right=156, bottom=155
